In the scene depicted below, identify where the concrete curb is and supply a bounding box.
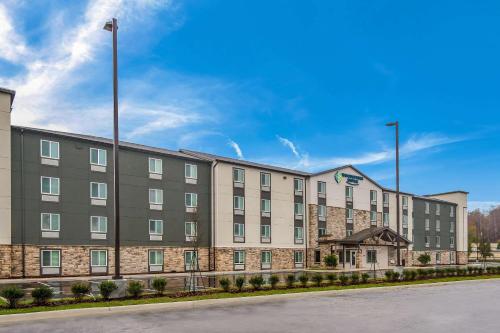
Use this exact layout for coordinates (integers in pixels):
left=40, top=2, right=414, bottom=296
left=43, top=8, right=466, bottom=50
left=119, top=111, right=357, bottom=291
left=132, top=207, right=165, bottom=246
left=0, top=278, right=498, bottom=325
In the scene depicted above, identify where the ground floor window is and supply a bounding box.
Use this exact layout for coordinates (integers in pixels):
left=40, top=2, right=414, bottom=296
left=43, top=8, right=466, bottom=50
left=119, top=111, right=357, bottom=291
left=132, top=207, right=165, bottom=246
left=234, top=250, right=245, bottom=264
left=314, top=250, right=321, bottom=263
left=261, top=251, right=271, bottom=269
left=41, top=250, right=60, bottom=268
left=367, top=250, right=377, bottom=264
left=91, top=250, right=107, bottom=267
left=185, top=250, right=198, bottom=271
left=436, top=252, right=441, bottom=264
left=318, top=228, right=326, bottom=237
left=149, top=250, right=163, bottom=266
left=450, top=252, right=456, bottom=264
left=294, top=251, right=304, bottom=266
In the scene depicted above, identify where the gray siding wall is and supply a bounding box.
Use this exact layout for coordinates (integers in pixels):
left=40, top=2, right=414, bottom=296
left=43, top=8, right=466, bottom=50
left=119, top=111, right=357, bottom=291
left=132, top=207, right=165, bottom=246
left=11, top=128, right=211, bottom=247
left=413, top=198, right=456, bottom=251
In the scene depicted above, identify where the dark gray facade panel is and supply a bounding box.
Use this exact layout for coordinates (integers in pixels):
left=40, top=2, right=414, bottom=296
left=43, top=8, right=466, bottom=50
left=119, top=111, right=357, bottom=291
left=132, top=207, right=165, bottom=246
left=11, top=129, right=211, bottom=247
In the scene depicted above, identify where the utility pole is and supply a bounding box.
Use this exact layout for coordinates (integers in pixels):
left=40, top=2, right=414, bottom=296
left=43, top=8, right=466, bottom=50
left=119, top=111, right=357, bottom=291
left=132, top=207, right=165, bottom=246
left=386, top=121, right=401, bottom=267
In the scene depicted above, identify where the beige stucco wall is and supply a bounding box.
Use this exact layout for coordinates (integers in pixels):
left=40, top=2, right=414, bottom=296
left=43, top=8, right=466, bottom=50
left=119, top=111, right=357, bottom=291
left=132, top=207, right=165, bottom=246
left=213, top=162, right=306, bottom=249
left=0, top=91, right=12, bottom=245
left=386, top=191, right=414, bottom=250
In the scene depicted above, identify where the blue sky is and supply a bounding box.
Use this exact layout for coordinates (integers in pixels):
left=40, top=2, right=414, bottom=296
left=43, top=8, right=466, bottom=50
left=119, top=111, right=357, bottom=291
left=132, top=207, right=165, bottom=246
left=0, top=0, right=499, bottom=210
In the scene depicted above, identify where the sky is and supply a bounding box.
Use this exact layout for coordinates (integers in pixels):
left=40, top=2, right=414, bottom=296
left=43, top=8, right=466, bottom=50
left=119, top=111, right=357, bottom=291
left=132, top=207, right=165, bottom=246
left=0, top=0, right=499, bottom=211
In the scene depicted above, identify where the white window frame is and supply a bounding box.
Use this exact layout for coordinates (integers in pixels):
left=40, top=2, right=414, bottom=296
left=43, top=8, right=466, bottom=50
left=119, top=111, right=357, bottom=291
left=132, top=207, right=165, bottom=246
left=450, top=206, right=455, bottom=217
left=234, top=250, right=245, bottom=265
left=383, top=192, right=389, bottom=206
left=234, top=223, right=245, bottom=237
left=261, top=172, right=271, bottom=187
left=450, top=236, right=455, bottom=248
left=425, top=236, right=430, bottom=248
left=90, top=250, right=108, bottom=267
left=294, top=251, right=304, bottom=264
left=149, top=219, right=164, bottom=235
left=294, top=226, right=304, bottom=241
left=41, top=250, right=60, bottom=268
left=317, top=181, right=326, bottom=195
left=185, top=221, right=197, bottom=237
left=402, top=196, right=408, bottom=208
left=402, top=215, right=408, bottom=228
left=234, top=196, right=245, bottom=210
left=318, top=205, right=326, bottom=217
left=367, top=250, right=377, bottom=264
left=149, top=250, right=164, bottom=266
left=383, top=213, right=389, bottom=226
left=185, top=193, right=198, bottom=207
left=346, top=208, right=353, bottom=222
left=41, top=213, right=60, bottom=232
left=294, top=178, right=303, bottom=192
left=90, top=182, right=107, bottom=199
left=425, top=219, right=430, bottom=231
left=318, top=227, right=326, bottom=237
left=261, top=251, right=271, bottom=264
left=90, top=216, right=107, bottom=233
left=436, top=252, right=441, bottom=264
left=370, top=190, right=377, bottom=205
left=436, top=236, right=441, bottom=248
left=148, top=157, right=162, bottom=174
left=90, top=148, right=107, bottom=166
left=261, top=199, right=271, bottom=213
left=345, top=186, right=353, bottom=199
left=436, top=204, right=441, bottom=215
left=436, top=220, right=441, bottom=232
left=370, top=211, right=377, bottom=224
left=261, top=224, right=271, bottom=238
left=450, top=221, right=455, bottom=233
left=41, top=177, right=60, bottom=195
left=149, top=188, right=163, bottom=205
left=40, top=140, right=59, bottom=159
left=185, top=250, right=198, bottom=270
left=294, top=202, right=304, bottom=216
left=233, top=168, right=245, bottom=183
left=425, top=202, right=430, bottom=214
left=185, top=163, right=198, bottom=179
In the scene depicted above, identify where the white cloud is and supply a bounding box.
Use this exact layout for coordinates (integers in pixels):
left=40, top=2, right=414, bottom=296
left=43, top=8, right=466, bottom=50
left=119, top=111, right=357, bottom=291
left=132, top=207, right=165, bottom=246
left=468, top=201, right=500, bottom=212
left=228, top=139, right=244, bottom=159
left=0, top=3, right=30, bottom=63
left=277, top=135, right=300, bottom=158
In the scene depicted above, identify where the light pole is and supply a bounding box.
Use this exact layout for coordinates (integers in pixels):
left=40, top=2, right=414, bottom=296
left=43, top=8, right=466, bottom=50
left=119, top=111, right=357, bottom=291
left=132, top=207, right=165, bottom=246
left=104, top=18, right=121, bottom=279
left=386, top=121, right=401, bottom=267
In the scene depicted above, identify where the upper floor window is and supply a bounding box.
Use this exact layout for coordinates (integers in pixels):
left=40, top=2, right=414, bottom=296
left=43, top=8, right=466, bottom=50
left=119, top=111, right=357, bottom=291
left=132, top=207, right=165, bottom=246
left=261, top=225, right=271, bottom=239
left=294, top=202, right=304, bottom=216
left=425, top=219, right=430, bottom=231
left=149, top=219, right=163, bottom=235
left=261, top=199, right=271, bottom=213
left=294, top=178, right=303, bottom=192
left=41, top=213, right=60, bottom=231
left=345, top=186, right=353, bottom=199
left=185, top=193, right=198, bottom=207
left=317, top=181, right=326, bottom=195
left=450, top=221, right=455, bottom=233
left=91, top=182, right=107, bottom=199
left=436, top=220, right=441, bottom=232
left=185, top=163, right=197, bottom=179
left=450, top=206, right=455, bottom=217
left=436, top=204, right=441, bottom=215
left=91, top=216, right=107, bottom=233
left=318, top=205, right=326, bottom=217
left=450, top=236, right=455, bottom=248
left=370, top=211, right=377, bottom=224
left=294, top=226, right=304, bottom=241
left=149, top=188, right=163, bottom=204
left=402, top=196, right=408, bottom=208
left=149, top=158, right=162, bottom=174
left=436, top=236, right=441, bottom=248
left=402, top=215, right=408, bottom=228
left=234, top=223, right=245, bottom=237
left=425, top=202, right=430, bottom=214
left=233, top=168, right=245, bottom=183
left=383, top=193, right=389, bottom=206
left=383, top=213, right=389, bottom=226
left=234, top=196, right=245, bottom=210
left=346, top=208, right=353, bottom=221
left=424, top=236, right=430, bottom=247
left=261, top=172, right=270, bottom=187
left=41, top=176, right=60, bottom=195
left=370, top=190, right=377, bottom=205
left=40, top=140, right=59, bottom=159
left=90, top=148, right=107, bottom=166
left=185, top=221, right=198, bottom=237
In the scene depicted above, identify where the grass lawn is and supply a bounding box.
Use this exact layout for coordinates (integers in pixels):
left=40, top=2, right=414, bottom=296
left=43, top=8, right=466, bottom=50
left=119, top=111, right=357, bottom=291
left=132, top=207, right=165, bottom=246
left=1, top=274, right=499, bottom=315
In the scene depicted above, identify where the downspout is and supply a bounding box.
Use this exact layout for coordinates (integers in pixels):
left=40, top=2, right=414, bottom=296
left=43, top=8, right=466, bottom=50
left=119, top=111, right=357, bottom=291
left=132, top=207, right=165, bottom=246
left=20, top=129, right=26, bottom=278
left=210, top=160, right=218, bottom=271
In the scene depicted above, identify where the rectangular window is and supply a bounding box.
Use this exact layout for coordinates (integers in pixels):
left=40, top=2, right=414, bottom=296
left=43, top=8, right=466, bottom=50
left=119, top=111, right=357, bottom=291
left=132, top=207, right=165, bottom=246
left=367, top=250, right=377, bottom=263
left=149, top=250, right=163, bottom=266
left=383, top=192, right=389, bottom=206
left=425, top=202, right=430, bottom=214
left=261, top=199, right=271, bottom=213
left=425, top=219, right=430, bottom=231
left=294, top=251, right=304, bottom=264
left=40, top=140, right=59, bottom=159
left=318, top=205, right=326, bottom=217
left=450, top=221, right=455, bottom=233
left=450, top=206, right=455, bottom=217
left=294, top=226, right=304, bottom=241
left=345, top=186, right=353, bottom=199
left=41, top=213, right=60, bottom=231
left=294, top=178, right=303, bottom=192
left=185, top=222, right=197, bottom=237
left=234, top=223, right=245, bottom=237
left=234, top=250, right=245, bottom=265
left=402, top=196, right=408, bottom=208
left=261, top=251, right=271, bottom=264
left=317, top=181, right=326, bottom=195
left=383, top=213, right=389, bottom=226
left=346, top=208, right=353, bottom=222
left=318, top=228, right=326, bottom=237
left=436, top=204, right=441, bottom=215
left=185, top=193, right=198, bottom=207
left=402, top=215, right=408, bottom=228
left=436, top=252, right=441, bottom=264
left=370, top=211, right=377, bottom=224
left=185, top=251, right=198, bottom=270
left=149, top=188, right=163, bottom=204
left=436, top=236, right=441, bottom=248
left=234, top=196, right=245, bottom=210
left=90, top=216, right=107, bottom=233
left=90, top=182, right=107, bottom=199
left=149, top=219, right=163, bottom=235
left=261, top=225, right=271, bottom=238
left=261, top=172, right=270, bottom=187
left=233, top=168, right=245, bottom=183
left=91, top=250, right=107, bottom=267
left=90, top=148, right=107, bottom=166
left=450, top=236, right=455, bottom=248
left=425, top=236, right=430, bottom=247
left=294, top=202, right=304, bottom=216
left=148, top=157, right=162, bottom=174
left=185, top=163, right=198, bottom=179
left=436, top=220, right=441, bottom=232
left=370, top=190, right=377, bottom=204
left=41, top=177, right=60, bottom=195
left=41, top=250, right=60, bottom=268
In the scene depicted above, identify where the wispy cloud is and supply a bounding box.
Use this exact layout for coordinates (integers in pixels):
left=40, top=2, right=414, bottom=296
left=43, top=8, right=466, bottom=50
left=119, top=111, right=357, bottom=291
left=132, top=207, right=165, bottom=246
left=277, top=135, right=300, bottom=158
left=0, top=3, right=30, bottom=63
left=228, top=139, right=244, bottom=159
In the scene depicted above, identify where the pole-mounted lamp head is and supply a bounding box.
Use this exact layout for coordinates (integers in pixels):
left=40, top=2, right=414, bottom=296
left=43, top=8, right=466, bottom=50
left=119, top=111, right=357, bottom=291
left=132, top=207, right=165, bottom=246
left=386, top=121, right=398, bottom=127
left=103, top=20, right=113, bottom=32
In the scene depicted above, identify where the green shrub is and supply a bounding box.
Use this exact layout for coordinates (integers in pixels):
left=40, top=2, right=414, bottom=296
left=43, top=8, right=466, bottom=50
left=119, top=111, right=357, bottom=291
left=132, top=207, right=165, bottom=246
left=286, top=274, right=296, bottom=288
left=249, top=275, right=264, bottom=290
left=151, top=277, right=167, bottom=295
left=467, top=266, right=474, bottom=275
left=0, top=286, right=24, bottom=309
left=410, top=270, right=417, bottom=280
left=446, top=268, right=457, bottom=276
left=311, top=273, right=323, bottom=287
left=416, top=269, right=427, bottom=279
left=298, top=274, right=309, bottom=287
left=350, top=273, right=360, bottom=284
left=326, top=273, right=337, bottom=284
left=219, top=277, right=231, bottom=292
left=339, top=274, right=349, bottom=285
left=486, top=267, right=495, bottom=274
left=391, top=271, right=401, bottom=282
left=99, top=280, right=118, bottom=300
left=403, top=270, right=412, bottom=281
left=31, top=285, right=54, bottom=305
left=426, top=269, right=435, bottom=278
left=323, top=254, right=339, bottom=268
left=417, top=253, right=431, bottom=266
left=71, top=282, right=91, bottom=301
left=497, top=266, right=500, bottom=274
left=127, top=281, right=144, bottom=298
left=384, top=270, right=393, bottom=281
left=269, top=275, right=280, bottom=289
left=361, top=273, right=370, bottom=284
left=435, top=268, right=445, bottom=277
left=235, top=276, right=245, bottom=292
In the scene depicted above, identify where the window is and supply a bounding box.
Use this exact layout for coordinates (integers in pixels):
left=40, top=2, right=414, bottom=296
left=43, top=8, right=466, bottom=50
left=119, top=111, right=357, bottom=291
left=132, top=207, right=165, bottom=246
left=402, top=215, right=408, bottom=228
left=234, top=196, right=245, bottom=210
left=450, top=236, right=455, bottom=248
left=402, top=196, right=408, bottom=208
left=450, top=206, right=455, bottom=217
left=233, top=168, right=245, bottom=183
left=149, top=189, right=163, bottom=204
left=185, top=163, right=197, bottom=179
left=425, top=236, right=430, bottom=247
left=294, top=178, right=303, bottom=192
left=294, top=251, right=304, bottom=264
left=347, top=229, right=353, bottom=236
left=436, top=220, right=440, bottom=232
left=41, top=250, right=60, bottom=268
left=40, top=140, right=59, bottom=159
left=346, top=208, right=353, bottom=222
left=91, top=250, right=107, bottom=267
left=383, top=213, right=389, bottom=226
left=185, top=251, right=197, bottom=270
left=317, top=181, right=326, bottom=195
left=294, top=202, right=304, bottom=216
left=261, top=251, right=271, bottom=264
left=425, top=202, right=430, bottom=214
left=261, top=173, right=270, bottom=187
left=234, top=251, right=245, bottom=265
left=261, top=199, right=271, bottom=213
left=261, top=225, right=271, bottom=238
left=149, top=220, right=163, bottom=235
left=425, top=219, right=430, bottom=231
left=370, top=190, right=377, bottom=204
left=436, top=252, right=441, bottom=264
left=314, top=250, right=321, bottom=263
left=345, top=186, right=353, bottom=199
left=294, top=226, right=303, bottom=241
left=149, top=250, right=163, bottom=266
left=436, top=236, right=441, bottom=248
left=90, top=216, right=107, bottom=233
left=403, top=231, right=408, bottom=239
left=185, top=222, right=197, bottom=237
left=90, top=182, right=107, bottom=199
left=383, top=192, right=389, bottom=206
left=234, top=223, right=245, bottom=237
left=185, top=193, right=198, bottom=207
left=41, top=213, right=60, bottom=232
left=450, top=221, right=455, bottom=233
left=318, top=205, right=326, bottom=217
left=367, top=250, right=377, bottom=264
left=436, top=204, right=441, bottom=215
left=90, top=148, right=107, bottom=166
left=148, top=158, right=162, bottom=174
left=41, top=177, right=60, bottom=195
left=450, top=252, right=456, bottom=264
left=318, top=228, right=326, bottom=237
left=370, top=211, right=377, bottom=224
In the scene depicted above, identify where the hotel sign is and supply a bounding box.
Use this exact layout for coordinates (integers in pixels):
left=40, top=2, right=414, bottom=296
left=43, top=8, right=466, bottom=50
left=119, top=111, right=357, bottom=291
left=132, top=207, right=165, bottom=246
left=334, top=171, right=364, bottom=186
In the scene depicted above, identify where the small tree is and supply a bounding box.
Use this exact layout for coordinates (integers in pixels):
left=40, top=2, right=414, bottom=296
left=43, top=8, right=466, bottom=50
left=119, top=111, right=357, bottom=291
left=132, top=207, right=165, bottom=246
left=71, top=282, right=91, bottom=301
left=269, top=275, right=280, bottom=289
left=127, top=281, right=144, bottom=298
left=323, top=254, right=338, bottom=268
left=478, top=238, right=493, bottom=265
left=326, top=273, right=337, bottom=285
left=417, top=253, right=431, bottom=266
left=0, top=286, right=24, bottom=309
left=298, top=274, right=309, bottom=287
left=31, top=285, right=54, bottom=305
left=219, top=277, right=231, bottom=292
left=151, top=277, right=167, bottom=296
left=286, top=274, right=296, bottom=288
left=311, top=273, right=323, bottom=287
left=235, top=276, right=245, bottom=292
left=249, top=276, right=264, bottom=290
left=99, top=281, right=118, bottom=301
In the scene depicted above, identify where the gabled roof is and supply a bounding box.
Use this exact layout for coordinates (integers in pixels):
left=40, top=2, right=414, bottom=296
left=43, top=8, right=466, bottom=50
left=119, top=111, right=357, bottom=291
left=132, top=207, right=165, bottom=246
left=424, top=190, right=469, bottom=196
left=180, top=149, right=310, bottom=176
left=322, top=226, right=411, bottom=245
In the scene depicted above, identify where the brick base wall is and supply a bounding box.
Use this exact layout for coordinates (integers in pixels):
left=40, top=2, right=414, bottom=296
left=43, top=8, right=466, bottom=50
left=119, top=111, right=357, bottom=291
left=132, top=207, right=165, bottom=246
left=214, top=247, right=300, bottom=271
left=409, top=250, right=463, bottom=266
left=0, top=245, right=12, bottom=278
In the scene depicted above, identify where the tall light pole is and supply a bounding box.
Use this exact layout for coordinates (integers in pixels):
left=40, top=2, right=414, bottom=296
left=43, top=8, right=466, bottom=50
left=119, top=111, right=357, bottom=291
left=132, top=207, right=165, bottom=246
left=386, top=121, right=401, bottom=267
left=104, top=18, right=121, bottom=279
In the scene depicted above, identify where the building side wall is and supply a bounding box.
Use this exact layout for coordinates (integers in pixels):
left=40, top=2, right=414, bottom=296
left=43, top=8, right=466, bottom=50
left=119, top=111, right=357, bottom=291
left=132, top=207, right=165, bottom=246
left=0, top=92, right=11, bottom=245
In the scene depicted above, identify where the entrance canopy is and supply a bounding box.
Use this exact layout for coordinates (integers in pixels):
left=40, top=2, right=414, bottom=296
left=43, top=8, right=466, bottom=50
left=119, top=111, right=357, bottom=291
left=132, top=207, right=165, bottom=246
left=320, top=226, right=411, bottom=246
